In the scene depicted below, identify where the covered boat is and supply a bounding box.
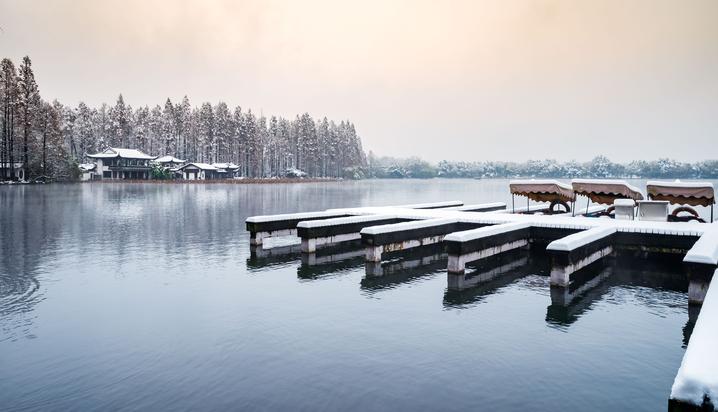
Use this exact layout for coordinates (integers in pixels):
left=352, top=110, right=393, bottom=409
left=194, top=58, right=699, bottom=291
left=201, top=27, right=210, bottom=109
left=646, top=180, right=714, bottom=222
left=509, top=179, right=575, bottom=214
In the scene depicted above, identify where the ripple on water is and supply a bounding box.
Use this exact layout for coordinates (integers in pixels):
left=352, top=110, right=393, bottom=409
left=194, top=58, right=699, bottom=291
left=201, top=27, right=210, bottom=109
left=0, top=271, right=44, bottom=342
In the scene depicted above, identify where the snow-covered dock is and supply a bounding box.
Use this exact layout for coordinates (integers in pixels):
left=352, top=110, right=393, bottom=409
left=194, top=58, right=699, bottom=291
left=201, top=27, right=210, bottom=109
left=247, top=199, right=718, bottom=410
left=670, top=272, right=718, bottom=410
left=245, top=200, right=464, bottom=246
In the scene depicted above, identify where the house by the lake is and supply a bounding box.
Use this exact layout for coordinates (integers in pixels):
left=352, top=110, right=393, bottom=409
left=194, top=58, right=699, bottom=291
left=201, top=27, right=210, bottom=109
left=154, top=155, right=186, bottom=168
left=0, top=162, right=26, bottom=181
left=79, top=163, right=97, bottom=181
left=86, top=148, right=156, bottom=180
left=212, top=162, right=240, bottom=178
left=178, top=162, right=221, bottom=180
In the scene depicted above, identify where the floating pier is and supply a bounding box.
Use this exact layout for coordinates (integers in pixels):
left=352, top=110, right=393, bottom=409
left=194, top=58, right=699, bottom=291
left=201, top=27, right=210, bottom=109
left=247, top=196, right=718, bottom=409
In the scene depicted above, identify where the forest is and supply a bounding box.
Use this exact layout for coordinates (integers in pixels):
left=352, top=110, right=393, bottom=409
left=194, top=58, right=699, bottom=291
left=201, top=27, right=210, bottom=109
left=2, top=55, right=717, bottom=183
left=367, top=154, right=718, bottom=180
left=0, top=56, right=367, bottom=181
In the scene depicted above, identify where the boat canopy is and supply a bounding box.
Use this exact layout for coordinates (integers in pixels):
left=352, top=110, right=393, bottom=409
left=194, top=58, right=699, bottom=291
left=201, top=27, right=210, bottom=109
left=646, top=181, right=715, bottom=207
left=509, top=179, right=575, bottom=203
left=571, top=179, right=644, bottom=205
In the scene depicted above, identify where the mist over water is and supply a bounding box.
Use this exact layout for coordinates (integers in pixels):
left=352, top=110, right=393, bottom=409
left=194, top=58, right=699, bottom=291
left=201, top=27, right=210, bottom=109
left=0, top=180, right=711, bottom=411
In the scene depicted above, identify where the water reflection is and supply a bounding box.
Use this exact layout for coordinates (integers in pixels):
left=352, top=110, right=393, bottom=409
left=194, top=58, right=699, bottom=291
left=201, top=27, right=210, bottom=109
left=361, top=245, right=446, bottom=293
left=546, top=262, right=614, bottom=327
left=0, top=186, right=57, bottom=341
left=546, top=252, right=697, bottom=345
left=296, top=242, right=366, bottom=280
left=443, top=250, right=549, bottom=308
left=246, top=244, right=303, bottom=269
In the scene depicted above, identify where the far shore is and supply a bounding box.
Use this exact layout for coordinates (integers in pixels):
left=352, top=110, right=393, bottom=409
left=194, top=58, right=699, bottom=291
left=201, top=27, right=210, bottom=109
left=85, top=178, right=341, bottom=184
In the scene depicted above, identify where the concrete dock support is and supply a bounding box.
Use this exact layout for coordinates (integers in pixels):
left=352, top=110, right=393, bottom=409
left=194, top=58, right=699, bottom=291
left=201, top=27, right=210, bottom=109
left=546, top=227, right=616, bottom=287
left=250, top=229, right=296, bottom=246
left=688, top=279, right=711, bottom=306
left=443, top=222, right=532, bottom=275
left=549, top=245, right=613, bottom=287
left=360, top=218, right=481, bottom=263
left=446, top=239, right=528, bottom=275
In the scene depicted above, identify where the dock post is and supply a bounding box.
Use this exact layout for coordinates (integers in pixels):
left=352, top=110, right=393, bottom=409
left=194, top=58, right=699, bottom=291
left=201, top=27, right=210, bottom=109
left=301, top=238, right=317, bottom=253
left=365, top=246, right=383, bottom=262
left=688, top=279, right=710, bottom=305
left=546, top=227, right=616, bottom=287
left=250, top=231, right=265, bottom=246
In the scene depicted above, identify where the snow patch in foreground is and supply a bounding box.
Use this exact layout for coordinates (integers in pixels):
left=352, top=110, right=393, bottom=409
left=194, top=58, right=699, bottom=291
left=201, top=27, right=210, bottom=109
left=670, top=273, right=718, bottom=406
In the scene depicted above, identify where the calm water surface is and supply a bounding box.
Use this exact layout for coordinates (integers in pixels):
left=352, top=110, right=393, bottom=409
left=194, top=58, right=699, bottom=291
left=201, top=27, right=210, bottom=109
left=0, top=179, right=712, bottom=411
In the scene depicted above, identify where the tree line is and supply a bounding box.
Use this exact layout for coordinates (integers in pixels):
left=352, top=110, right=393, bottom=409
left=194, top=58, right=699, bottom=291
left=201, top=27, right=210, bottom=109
left=368, top=154, right=718, bottom=179
left=1, top=56, right=367, bottom=181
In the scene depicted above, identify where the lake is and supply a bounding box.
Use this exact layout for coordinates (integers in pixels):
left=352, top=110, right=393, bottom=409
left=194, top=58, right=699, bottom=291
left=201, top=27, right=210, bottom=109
left=0, top=179, right=713, bottom=411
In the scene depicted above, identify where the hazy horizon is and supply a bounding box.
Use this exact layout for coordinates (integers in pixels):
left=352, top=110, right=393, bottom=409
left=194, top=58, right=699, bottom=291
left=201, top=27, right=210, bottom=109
left=2, top=0, right=717, bottom=162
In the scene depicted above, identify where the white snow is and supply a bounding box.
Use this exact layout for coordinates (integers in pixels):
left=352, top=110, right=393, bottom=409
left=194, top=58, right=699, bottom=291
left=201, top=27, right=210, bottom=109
left=647, top=180, right=714, bottom=189
left=392, top=200, right=463, bottom=209
left=670, top=274, right=718, bottom=405
left=87, top=147, right=155, bottom=160
left=614, top=199, right=635, bottom=207
left=360, top=217, right=458, bottom=236
left=546, top=227, right=616, bottom=252
left=684, top=223, right=718, bottom=265
left=297, top=214, right=401, bottom=228
left=445, top=202, right=506, bottom=211
left=180, top=162, right=217, bottom=171
left=212, top=162, right=240, bottom=170
left=572, top=178, right=642, bottom=194
left=574, top=205, right=606, bottom=215
left=492, top=204, right=550, bottom=214
left=155, top=155, right=186, bottom=163
left=247, top=210, right=350, bottom=224
left=509, top=179, right=572, bottom=190
left=444, top=222, right=530, bottom=243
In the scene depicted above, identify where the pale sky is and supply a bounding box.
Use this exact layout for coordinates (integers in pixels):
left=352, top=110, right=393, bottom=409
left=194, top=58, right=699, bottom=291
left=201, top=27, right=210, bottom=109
left=1, top=0, right=717, bottom=162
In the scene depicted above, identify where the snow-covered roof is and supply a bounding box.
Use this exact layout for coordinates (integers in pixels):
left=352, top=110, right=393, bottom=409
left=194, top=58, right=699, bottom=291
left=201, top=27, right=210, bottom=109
left=647, top=180, right=715, bottom=206
left=179, top=162, right=217, bottom=171
left=155, top=155, right=186, bottom=163
left=571, top=179, right=644, bottom=204
left=79, top=163, right=96, bottom=171
left=212, top=162, right=239, bottom=170
left=87, top=147, right=155, bottom=160
left=510, top=179, right=575, bottom=202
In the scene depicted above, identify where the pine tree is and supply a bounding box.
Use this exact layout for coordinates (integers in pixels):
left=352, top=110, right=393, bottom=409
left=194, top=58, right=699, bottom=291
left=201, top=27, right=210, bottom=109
left=198, top=102, right=214, bottom=163
left=75, top=102, right=95, bottom=157
left=1, top=58, right=18, bottom=180
left=133, top=106, right=150, bottom=152
left=175, top=96, right=191, bottom=159
left=109, top=94, right=132, bottom=147
left=214, top=102, right=231, bottom=163
left=17, top=56, right=41, bottom=175
left=161, top=99, right=175, bottom=155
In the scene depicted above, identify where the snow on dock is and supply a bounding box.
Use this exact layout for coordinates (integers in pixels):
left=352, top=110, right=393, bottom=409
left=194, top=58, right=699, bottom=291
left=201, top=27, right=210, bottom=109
left=361, top=217, right=481, bottom=262
left=391, top=200, right=464, bottom=209
left=247, top=198, right=718, bottom=408
left=546, top=227, right=616, bottom=286
left=444, top=222, right=531, bottom=274
left=444, top=202, right=506, bottom=212
left=246, top=200, right=465, bottom=245
left=297, top=214, right=411, bottom=253
left=670, top=272, right=718, bottom=409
